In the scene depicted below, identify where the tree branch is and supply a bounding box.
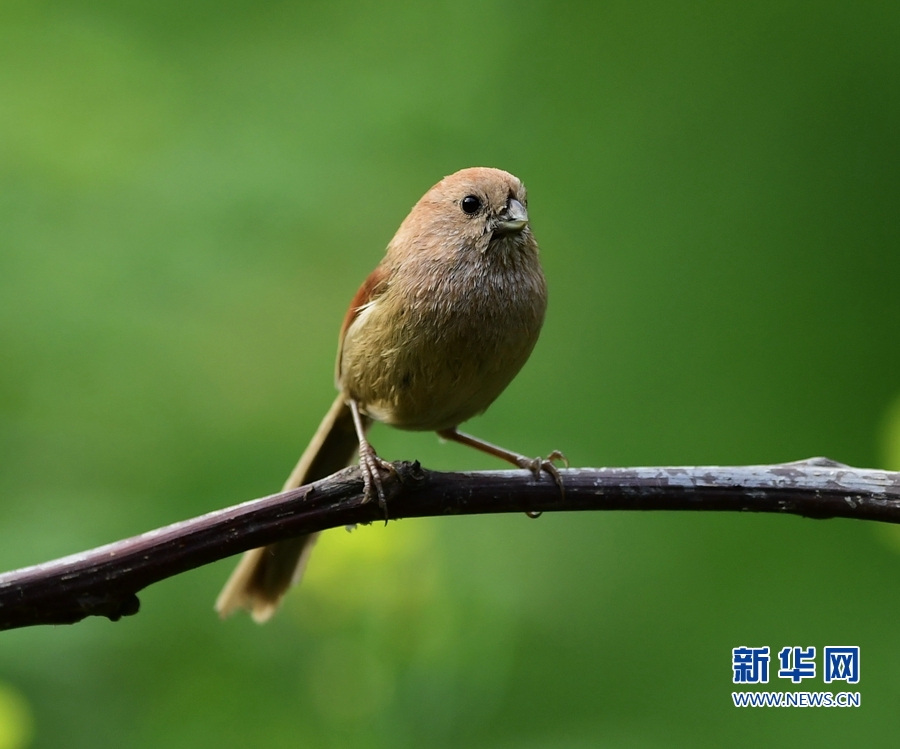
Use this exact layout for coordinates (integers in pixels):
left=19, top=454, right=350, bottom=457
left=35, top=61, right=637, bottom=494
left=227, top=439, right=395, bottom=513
left=1, top=457, right=898, bottom=631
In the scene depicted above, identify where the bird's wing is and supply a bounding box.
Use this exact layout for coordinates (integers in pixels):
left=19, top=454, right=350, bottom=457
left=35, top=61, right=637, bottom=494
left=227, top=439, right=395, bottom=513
left=335, top=262, right=390, bottom=381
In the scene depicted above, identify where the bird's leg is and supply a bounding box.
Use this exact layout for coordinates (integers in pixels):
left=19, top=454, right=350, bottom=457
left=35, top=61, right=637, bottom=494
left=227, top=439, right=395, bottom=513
left=436, top=428, right=568, bottom=515
left=349, top=399, right=395, bottom=516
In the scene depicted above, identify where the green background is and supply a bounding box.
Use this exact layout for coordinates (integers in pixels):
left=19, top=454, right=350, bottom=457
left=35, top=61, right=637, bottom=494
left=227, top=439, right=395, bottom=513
left=2, top=0, right=899, bottom=746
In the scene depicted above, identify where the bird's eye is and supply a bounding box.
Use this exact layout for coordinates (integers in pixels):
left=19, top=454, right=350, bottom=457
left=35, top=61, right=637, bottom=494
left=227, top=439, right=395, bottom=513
left=461, top=195, right=482, bottom=215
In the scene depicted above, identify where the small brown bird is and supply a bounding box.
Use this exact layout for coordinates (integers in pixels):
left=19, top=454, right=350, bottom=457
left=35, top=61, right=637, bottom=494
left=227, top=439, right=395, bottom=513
left=216, top=167, right=561, bottom=622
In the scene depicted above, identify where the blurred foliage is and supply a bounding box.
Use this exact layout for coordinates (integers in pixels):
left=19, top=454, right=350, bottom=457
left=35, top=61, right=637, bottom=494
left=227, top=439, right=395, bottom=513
left=0, top=683, right=32, bottom=749
left=882, top=395, right=900, bottom=471
left=1, top=0, right=899, bottom=746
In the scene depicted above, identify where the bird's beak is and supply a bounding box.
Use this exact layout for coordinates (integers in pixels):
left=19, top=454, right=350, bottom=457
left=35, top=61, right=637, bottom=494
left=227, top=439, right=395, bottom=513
left=494, top=198, right=529, bottom=235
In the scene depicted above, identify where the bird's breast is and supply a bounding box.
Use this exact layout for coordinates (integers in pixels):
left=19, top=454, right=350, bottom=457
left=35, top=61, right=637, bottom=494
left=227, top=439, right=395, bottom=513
left=339, top=251, right=547, bottom=431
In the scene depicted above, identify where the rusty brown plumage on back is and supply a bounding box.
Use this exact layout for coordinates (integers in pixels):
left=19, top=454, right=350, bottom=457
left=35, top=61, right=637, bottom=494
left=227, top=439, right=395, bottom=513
left=216, top=167, right=559, bottom=622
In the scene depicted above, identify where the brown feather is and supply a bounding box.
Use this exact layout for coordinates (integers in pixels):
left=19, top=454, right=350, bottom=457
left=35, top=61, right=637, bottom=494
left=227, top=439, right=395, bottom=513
left=215, top=395, right=369, bottom=621
left=336, top=264, right=390, bottom=382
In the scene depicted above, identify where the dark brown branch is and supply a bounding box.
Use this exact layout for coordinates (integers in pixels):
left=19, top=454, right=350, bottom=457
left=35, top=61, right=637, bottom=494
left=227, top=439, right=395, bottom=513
left=1, top=457, right=898, bottom=631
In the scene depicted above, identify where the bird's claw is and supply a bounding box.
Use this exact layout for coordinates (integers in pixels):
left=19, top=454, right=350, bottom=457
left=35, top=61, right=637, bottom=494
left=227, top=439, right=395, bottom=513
left=358, top=442, right=395, bottom=520
left=519, top=450, right=568, bottom=517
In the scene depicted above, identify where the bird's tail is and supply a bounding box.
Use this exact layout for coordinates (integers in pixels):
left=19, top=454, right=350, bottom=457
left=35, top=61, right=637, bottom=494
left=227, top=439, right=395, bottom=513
left=215, top=394, right=367, bottom=622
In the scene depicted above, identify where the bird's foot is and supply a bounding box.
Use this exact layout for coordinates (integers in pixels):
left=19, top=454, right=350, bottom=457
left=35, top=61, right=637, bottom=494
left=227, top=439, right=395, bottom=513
left=358, top=440, right=396, bottom=520
left=435, top=428, right=568, bottom=519
left=517, top=450, right=569, bottom=517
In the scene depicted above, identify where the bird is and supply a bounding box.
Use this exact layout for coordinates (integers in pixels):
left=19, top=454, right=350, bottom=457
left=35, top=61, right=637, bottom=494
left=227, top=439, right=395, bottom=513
left=216, top=167, right=562, bottom=622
